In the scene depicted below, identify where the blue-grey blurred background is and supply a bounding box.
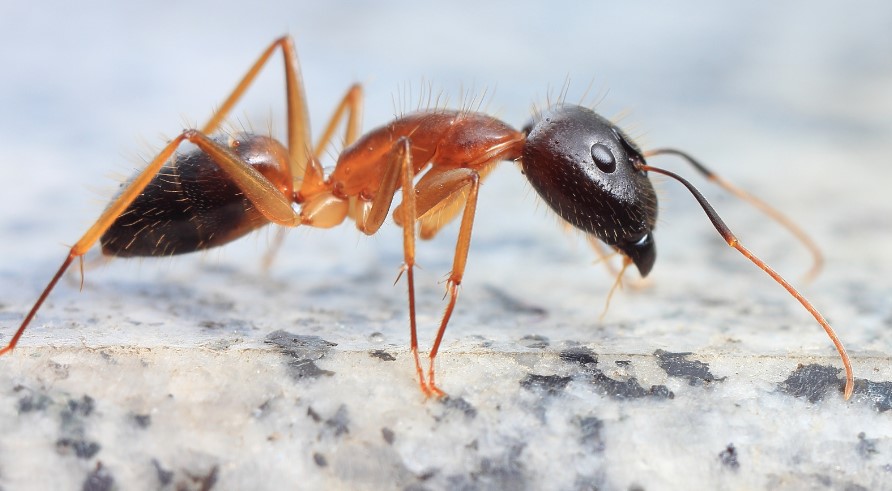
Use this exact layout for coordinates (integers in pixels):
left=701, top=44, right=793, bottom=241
left=0, top=0, right=890, bottom=290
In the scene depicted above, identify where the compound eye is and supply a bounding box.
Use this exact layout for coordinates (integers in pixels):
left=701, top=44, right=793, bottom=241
left=591, top=143, right=616, bottom=173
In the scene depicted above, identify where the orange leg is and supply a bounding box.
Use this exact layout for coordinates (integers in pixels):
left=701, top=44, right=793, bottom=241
left=587, top=235, right=620, bottom=277
left=600, top=256, right=632, bottom=321
left=203, top=36, right=312, bottom=186
left=347, top=138, right=429, bottom=394
left=1, top=130, right=304, bottom=355
left=313, top=84, right=364, bottom=160
left=402, top=166, right=491, bottom=396
left=4, top=36, right=325, bottom=354
left=262, top=84, right=365, bottom=271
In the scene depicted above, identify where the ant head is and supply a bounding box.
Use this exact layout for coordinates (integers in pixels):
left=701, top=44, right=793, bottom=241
left=521, top=105, right=658, bottom=276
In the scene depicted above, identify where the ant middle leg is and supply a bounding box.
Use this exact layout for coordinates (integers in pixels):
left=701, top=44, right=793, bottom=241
left=397, top=164, right=497, bottom=395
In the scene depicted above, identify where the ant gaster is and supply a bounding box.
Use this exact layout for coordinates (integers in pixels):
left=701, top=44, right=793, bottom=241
left=2, top=36, right=853, bottom=399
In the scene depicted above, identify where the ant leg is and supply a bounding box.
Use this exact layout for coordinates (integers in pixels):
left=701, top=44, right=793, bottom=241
left=399, top=166, right=493, bottom=396
left=351, top=139, right=428, bottom=395
left=393, top=162, right=498, bottom=240
left=200, top=36, right=312, bottom=188
left=1, top=130, right=304, bottom=356
left=586, top=235, right=620, bottom=277
left=645, top=148, right=823, bottom=282
left=262, top=85, right=364, bottom=271
left=600, top=257, right=632, bottom=321
left=314, top=84, right=364, bottom=158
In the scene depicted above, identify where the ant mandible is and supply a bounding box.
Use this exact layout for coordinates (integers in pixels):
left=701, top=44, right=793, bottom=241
left=2, top=36, right=853, bottom=400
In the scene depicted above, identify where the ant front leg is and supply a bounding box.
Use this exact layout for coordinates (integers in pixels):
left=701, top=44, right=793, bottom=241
left=348, top=138, right=431, bottom=395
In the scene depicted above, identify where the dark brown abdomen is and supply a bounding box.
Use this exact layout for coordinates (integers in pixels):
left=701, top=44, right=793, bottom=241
left=100, top=148, right=270, bottom=257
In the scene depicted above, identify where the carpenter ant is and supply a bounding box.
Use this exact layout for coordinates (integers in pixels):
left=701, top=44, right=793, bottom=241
left=1, top=36, right=853, bottom=399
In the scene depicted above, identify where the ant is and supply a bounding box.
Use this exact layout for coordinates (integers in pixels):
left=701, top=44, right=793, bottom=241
left=2, top=36, right=853, bottom=400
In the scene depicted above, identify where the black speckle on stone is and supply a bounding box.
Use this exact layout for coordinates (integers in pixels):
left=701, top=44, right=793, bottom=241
left=719, top=443, right=740, bottom=471
left=628, top=484, right=645, bottom=491
left=852, top=378, right=892, bottom=412
left=71, top=395, right=95, bottom=416
left=648, top=385, right=674, bottom=399
left=560, top=347, right=598, bottom=369
left=382, top=427, right=395, bottom=445
left=590, top=370, right=646, bottom=399
left=779, top=364, right=843, bottom=403
left=441, top=396, right=478, bottom=419
left=857, top=432, right=879, bottom=459
left=577, top=416, right=605, bottom=452
left=82, top=462, right=114, bottom=491
left=585, top=369, right=672, bottom=400
left=152, top=459, right=174, bottom=486
left=655, top=350, right=725, bottom=386
left=418, top=468, right=438, bottom=481
left=185, top=465, right=219, bottom=491
left=313, top=452, right=328, bottom=467
left=519, top=334, right=549, bottom=349
left=56, top=438, right=101, bottom=459
left=307, top=407, right=322, bottom=423
left=253, top=399, right=273, bottom=419
left=520, top=374, right=572, bottom=396
left=615, top=360, right=631, bottom=367
left=324, top=405, right=350, bottom=437
left=130, top=413, right=152, bottom=428
left=370, top=349, right=396, bottom=361
left=287, top=360, right=335, bottom=381
left=470, top=444, right=528, bottom=491
left=265, top=330, right=337, bottom=381
left=17, top=393, right=51, bottom=413
left=61, top=396, right=95, bottom=428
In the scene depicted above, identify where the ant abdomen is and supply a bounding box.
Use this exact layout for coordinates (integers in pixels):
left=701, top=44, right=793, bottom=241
left=521, top=105, right=658, bottom=275
left=101, top=134, right=291, bottom=257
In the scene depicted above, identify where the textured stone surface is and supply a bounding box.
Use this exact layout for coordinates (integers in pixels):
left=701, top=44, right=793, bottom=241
left=1, top=1, right=891, bottom=489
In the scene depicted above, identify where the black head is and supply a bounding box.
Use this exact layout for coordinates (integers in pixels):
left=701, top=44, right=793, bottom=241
left=521, top=105, right=658, bottom=276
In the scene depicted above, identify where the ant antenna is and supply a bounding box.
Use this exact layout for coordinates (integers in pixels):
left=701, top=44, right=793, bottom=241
left=645, top=148, right=823, bottom=283
left=638, top=163, right=854, bottom=400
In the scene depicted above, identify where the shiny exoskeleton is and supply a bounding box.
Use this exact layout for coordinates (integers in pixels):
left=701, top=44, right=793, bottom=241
left=522, top=106, right=658, bottom=276
left=2, top=36, right=853, bottom=400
